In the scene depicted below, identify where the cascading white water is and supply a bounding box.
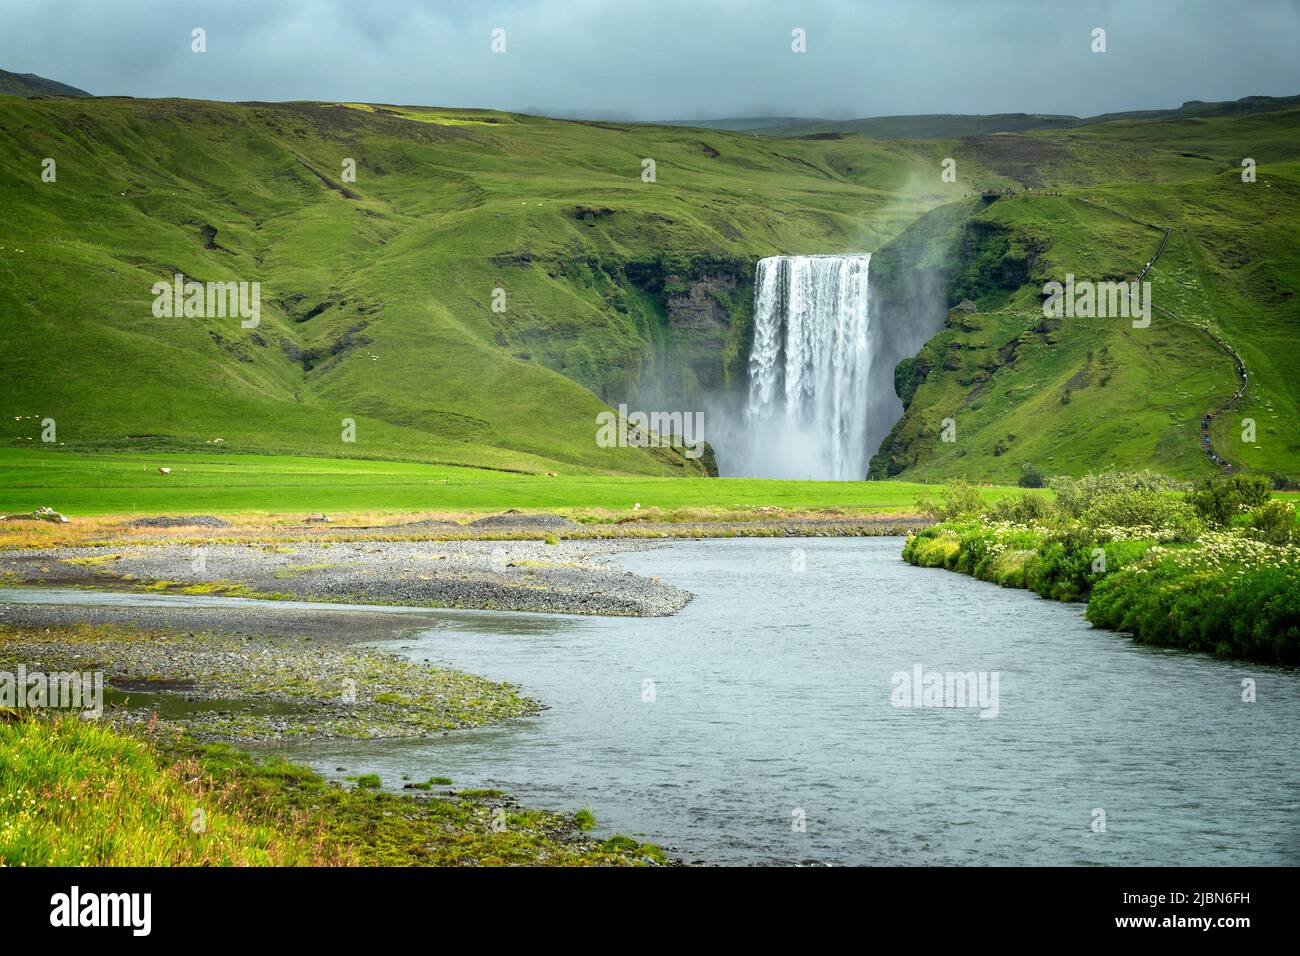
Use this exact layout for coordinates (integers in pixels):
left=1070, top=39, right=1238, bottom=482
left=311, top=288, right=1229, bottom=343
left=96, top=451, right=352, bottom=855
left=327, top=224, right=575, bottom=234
left=742, top=254, right=873, bottom=480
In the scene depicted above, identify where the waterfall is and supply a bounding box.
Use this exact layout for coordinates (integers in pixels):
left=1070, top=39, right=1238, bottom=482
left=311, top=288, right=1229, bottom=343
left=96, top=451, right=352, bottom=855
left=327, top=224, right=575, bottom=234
left=742, top=254, right=873, bottom=480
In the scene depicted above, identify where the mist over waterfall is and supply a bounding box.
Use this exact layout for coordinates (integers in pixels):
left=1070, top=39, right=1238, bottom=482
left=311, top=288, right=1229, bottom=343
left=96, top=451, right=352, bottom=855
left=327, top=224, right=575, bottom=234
left=733, top=254, right=875, bottom=480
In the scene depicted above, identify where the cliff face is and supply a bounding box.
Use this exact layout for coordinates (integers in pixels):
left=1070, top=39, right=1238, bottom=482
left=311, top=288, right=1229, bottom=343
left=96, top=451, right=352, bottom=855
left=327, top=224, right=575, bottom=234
left=479, top=251, right=754, bottom=411
left=866, top=203, right=1048, bottom=479
left=666, top=277, right=732, bottom=336
left=623, top=255, right=755, bottom=406
left=660, top=270, right=754, bottom=394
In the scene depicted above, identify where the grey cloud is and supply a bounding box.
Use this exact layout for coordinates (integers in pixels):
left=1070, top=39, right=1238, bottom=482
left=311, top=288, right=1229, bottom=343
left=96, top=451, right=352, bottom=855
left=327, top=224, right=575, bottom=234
left=1, top=0, right=1297, bottom=120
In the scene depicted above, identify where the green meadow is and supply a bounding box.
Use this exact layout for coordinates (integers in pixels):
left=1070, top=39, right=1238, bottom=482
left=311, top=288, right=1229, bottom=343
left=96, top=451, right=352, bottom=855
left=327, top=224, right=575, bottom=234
left=0, top=447, right=987, bottom=516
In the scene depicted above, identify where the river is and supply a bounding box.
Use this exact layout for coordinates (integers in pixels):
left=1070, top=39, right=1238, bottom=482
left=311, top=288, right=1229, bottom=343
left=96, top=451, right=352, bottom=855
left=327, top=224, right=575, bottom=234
left=287, top=537, right=1299, bottom=865
left=12, top=537, right=1299, bottom=865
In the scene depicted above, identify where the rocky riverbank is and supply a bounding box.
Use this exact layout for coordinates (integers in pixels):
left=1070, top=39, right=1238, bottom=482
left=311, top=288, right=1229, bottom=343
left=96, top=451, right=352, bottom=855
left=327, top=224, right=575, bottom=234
left=0, top=620, right=537, bottom=741
left=0, top=538, right=691, bottom=617
left=0, top=563, right=673, bottom=864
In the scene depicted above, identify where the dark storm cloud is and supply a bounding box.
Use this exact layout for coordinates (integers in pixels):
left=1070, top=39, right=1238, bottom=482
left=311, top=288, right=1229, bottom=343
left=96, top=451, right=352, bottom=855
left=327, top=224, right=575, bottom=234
left=2, top=0, right=1297, bottom=119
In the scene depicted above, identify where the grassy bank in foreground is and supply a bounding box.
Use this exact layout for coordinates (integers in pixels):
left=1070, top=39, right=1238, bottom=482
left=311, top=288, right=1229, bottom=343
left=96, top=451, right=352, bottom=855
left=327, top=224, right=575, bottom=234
left=0, top=448, right=1022, bottom=517
left=0, top=716, right=665, bottom=866
left=903, top=474, right=1300, bottom=663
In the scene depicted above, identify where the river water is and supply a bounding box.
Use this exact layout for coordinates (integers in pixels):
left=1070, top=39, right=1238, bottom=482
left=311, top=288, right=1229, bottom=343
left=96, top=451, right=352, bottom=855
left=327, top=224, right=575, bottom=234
left=14, top=537, right=1299, bottom=865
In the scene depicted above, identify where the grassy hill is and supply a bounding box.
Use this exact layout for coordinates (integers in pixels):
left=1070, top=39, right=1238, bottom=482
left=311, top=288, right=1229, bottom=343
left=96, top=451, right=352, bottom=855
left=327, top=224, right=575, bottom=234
left=758, top=113, right=1080, bottom=140
left=0, top=69, right=90, bottom=98
left=870, top=106, right=1300, bottom=482
left=1, top=88, right=1297, bottom=490
left=723, top=94, right=1300, bottom=140
left=0, top=96, right=974, bottom=478
left=650, top=116, right=814, bottom=132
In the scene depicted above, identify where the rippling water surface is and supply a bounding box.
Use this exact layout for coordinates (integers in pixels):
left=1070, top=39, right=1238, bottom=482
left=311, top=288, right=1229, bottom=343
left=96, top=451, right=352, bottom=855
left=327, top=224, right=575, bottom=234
left=15, top=537, right=1297, bottom=864
left=278, top=537, right=1300, bottom=865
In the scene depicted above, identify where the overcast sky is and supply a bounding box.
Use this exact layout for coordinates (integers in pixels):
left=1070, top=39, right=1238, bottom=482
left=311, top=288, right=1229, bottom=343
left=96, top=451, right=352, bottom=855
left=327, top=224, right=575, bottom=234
left=2, top=0, right=1298, bottom=120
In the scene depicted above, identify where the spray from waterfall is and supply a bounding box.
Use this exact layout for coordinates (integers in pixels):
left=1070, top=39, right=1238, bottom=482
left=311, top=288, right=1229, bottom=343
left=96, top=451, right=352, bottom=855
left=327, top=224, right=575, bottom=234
left=733, top=254, right=874, bottom=480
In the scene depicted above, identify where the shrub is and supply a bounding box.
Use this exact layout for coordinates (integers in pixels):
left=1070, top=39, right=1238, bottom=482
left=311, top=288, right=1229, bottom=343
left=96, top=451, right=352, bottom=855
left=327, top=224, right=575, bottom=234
left=991, top=491, right=1056, bottom=524
left=1185, top=474, right=1273, bottom=528
left=987, top=548, right=1035, bottom=588
left=902, top=527, right=963, bottom=567
left=1049, top=470, right=1187, bottom=517
left=1098, top=537, right=1159, bottom=572
left=1080, top=489, right=1202, bottom=538
left=1088, top=548, right=1300, bottom=664
left=1246, top=499, right=1298, bottom=546
left=903, top=476, right=1297, bottom=663
left=1018, top=462, right=1046, bottom=488
left=915, top=480, right=985, bottom=520
left=1027, top=538, right=1095, bottom=602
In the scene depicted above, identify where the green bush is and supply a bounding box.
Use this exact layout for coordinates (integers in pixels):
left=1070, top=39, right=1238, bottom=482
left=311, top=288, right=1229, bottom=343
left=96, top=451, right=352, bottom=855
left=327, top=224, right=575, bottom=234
left=1018, top=462, right=1046, bottom=488
left=914, top=480, right=985, bottom=521
left=1246, top=499, right=1298, bottom=546
left=902, top=476, right=1297, bottom=663
left=901, top=527, right=963, bottom=567
left=1049, top=470, right=1187, bottom=517
left=1027, top=537, right=1097, bottom=602
left=1088, top=552, right=1300, bottom=664
left=990, top=491, right=1056, bottom=524
left=1185, top=474, right=1273, bottom=528
left=1080, top=489, right=1202, bottom=538
left=1024, top=529, right=1159, bottom=602
left=1098, top=537, right=1159, bottom=571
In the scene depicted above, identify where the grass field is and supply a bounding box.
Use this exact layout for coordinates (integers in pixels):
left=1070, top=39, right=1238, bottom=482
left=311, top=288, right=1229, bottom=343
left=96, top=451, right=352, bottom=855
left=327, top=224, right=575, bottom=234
left=0, top=447, right=993, bottom=517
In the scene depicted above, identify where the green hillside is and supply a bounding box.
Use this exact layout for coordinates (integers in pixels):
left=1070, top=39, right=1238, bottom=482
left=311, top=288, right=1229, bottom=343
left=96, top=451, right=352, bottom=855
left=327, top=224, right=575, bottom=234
left=0, top=96, right=969, bottom=477
left=742, top=94, right=1300, bottom=139
left=1, top=91, right=1298, bottom=487
left=758, top=112, right=1079, bottom=140
left=870, top=106, right=1300, bottom=482
left=0, top=69, right=90, bottom=98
